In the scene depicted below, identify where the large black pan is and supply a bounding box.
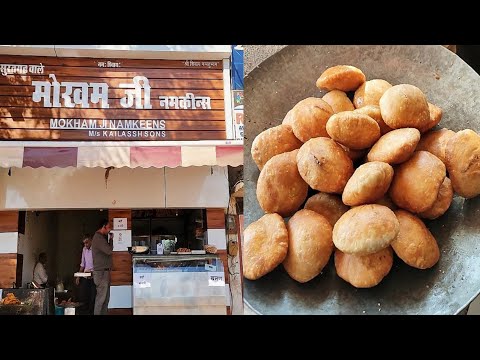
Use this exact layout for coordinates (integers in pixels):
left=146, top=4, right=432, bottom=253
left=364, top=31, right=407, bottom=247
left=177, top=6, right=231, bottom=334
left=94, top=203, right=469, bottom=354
left=244, top=45, right=480, bottom=315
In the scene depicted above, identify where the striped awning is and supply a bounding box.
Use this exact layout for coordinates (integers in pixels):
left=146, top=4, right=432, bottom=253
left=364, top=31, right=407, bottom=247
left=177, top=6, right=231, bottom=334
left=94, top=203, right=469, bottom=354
left=0, top=140, right=243, bottom=168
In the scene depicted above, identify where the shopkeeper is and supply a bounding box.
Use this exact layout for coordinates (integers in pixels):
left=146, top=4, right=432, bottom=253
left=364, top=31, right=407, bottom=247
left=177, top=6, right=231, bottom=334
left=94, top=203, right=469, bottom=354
left=33, top=252, right=48, bottom=288
left=76, top=235, right=96, bottom=315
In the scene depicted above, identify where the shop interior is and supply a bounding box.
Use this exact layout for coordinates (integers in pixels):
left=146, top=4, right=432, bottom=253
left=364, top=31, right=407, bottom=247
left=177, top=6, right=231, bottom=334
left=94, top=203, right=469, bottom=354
left=131, top=209, right=206, bottom=253
left=18, top=208, right=208, bottom=292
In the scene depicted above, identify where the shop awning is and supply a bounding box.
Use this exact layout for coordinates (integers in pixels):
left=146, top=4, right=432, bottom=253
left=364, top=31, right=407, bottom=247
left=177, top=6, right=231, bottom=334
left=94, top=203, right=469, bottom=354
left=0, top=140, right=243, bottom=168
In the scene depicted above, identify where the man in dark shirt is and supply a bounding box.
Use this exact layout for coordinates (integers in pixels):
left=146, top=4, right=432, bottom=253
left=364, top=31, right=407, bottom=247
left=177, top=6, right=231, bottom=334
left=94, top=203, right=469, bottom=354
left=92, top=219, right=113, bottom=315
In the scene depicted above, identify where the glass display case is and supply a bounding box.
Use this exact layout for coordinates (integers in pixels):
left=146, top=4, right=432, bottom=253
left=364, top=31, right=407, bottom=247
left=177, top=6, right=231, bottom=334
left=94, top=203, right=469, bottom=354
left=0, top=288, right=54, bottom=315
left=132, top=254, right=227, bottom=315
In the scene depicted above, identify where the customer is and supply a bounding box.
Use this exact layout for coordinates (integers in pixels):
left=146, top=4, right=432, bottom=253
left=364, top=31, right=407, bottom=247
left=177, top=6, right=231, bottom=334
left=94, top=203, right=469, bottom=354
left=76, top=235, right=96, bottom=315
left=92, top=219, right=113, bottom=315
left=33, top=252, right=48, bottom=288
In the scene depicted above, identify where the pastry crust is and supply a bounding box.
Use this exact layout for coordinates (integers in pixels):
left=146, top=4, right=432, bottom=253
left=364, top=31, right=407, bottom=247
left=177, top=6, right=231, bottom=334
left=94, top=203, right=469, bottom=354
left=445, top=129, right=480, bottom=198
left=283, top=209, right=333, bottom=283
left=296, top=137, right=354, bottom=193
left=304, top=192, right=349, bottom=227
left=316, top=65, right=366, bottom=92
left=339, top=144, right=368, bottom=162
left=416, top=128, right=455, bottom=164
left=243, top=213, right=289, bottom=280
left=251, top=124, right=303, bottom=170
left=389, top=151, right=446, bottom=213
left=367, top=128, right=421, bottom=164
left=418, top=177, right=453, bottom=220
left=282, top=109, right=294, bottom=127
left=379, top=84, right=431, bottom=130
left=257, top=150, right=309, bottom=217
left=342, top=162, right=394, bottom=206
left=289, top=97, right=333, bottom=142
left=322, top=90, right=355, bottom=113
left=374, top=195, right=397, bottom=211
left=353, top=79, right=392, bottom=108
left=335, top=247, right=393, bottom=288
left=354, top=105, right=392, bottom=135
left=333, top=204, right=399, bottom=255
left=418, top=103, right=443, bottom=133
left=392, top=210, right=440, bottom=269
left=326, top=111, right=381, bottom=150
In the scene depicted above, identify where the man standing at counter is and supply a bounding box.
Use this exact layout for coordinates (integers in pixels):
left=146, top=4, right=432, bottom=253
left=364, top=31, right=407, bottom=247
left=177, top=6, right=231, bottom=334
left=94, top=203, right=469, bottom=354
left=76, top=235, right=96, bottom=315
left=92, top=219, right=113, bottom=315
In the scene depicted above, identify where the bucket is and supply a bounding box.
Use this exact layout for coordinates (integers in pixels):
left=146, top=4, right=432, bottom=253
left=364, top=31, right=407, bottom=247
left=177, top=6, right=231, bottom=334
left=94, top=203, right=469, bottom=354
left=55, top=305, right=65, bottom=315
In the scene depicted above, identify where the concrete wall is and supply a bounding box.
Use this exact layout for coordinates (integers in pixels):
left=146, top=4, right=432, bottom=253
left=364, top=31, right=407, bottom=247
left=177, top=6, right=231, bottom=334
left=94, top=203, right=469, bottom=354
left=19, top=211, right=58, bottom=286
left=0, top=166, right=229, bottom=210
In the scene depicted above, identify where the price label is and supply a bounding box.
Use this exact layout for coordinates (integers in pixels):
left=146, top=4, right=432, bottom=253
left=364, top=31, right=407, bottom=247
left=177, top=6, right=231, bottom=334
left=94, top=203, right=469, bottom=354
left=113, top=218, right=127, bottom=230
left=208, top=272, right=225, bottom=287
left=133, top=273, right=151, bottom=288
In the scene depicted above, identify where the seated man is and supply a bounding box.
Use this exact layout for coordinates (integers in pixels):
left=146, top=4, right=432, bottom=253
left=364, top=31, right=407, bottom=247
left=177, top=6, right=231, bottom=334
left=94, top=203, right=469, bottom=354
left=33, top=252, right=48, bottom=288
left=76, top=235, right=96, bottom=315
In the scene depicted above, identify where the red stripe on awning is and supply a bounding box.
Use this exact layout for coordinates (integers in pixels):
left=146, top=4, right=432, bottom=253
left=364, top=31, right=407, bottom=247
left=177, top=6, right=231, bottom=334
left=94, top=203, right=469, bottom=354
left=130, top=146, right=182, bottom=168
left=23, top=147, right=78, bottom=168
left=216, top=145, right=243, bottom=167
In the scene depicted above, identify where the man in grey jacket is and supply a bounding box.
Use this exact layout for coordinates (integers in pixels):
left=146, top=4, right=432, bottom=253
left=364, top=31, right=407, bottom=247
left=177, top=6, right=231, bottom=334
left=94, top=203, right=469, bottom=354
left=92, top=219, right=113, bottom=315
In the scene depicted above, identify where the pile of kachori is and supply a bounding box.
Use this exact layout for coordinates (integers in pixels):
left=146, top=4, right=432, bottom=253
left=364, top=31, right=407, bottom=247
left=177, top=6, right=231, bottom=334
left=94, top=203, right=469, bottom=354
left=244, top=63, right=480, bottom=290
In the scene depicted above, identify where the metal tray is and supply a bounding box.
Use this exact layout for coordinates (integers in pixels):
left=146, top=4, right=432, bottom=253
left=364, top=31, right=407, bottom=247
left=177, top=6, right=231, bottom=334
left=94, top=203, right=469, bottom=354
left=244, top=45, right=480, bottom=315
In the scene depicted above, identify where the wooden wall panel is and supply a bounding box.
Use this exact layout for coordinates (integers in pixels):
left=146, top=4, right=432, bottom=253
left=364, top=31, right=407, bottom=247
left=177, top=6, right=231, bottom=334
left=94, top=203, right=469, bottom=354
left=0, top=211, right=19, bottom=232
left=0, top=56, right=223, bottom=69
left=108, top=209, right=132, bottom=230
left=0, top=254, right=17, bottom=288
left=109, top=209, right=133, bottom=286
left=111, top=252, right=133, bottom=286
left=108, top=308, right=133, bottom=315
left=0, top=55, right=226, bottom=141
left=0, top=129, right=227, bottom=141
left=206, top=208, right=225, bottom=229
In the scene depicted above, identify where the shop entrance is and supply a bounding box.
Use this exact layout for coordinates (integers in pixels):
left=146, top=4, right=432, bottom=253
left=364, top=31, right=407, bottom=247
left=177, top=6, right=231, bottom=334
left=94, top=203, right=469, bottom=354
left=19, top=209, right=104, bottom=291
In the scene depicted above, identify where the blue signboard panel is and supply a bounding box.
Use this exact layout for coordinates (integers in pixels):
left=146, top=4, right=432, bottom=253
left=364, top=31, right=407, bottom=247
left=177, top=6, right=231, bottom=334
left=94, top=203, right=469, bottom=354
left=232, top=45, right=244, bottom=90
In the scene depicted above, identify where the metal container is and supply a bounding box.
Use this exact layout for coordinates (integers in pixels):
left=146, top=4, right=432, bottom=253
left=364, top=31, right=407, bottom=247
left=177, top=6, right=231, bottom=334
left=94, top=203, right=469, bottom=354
left=244, top=45, right=480, bottom=315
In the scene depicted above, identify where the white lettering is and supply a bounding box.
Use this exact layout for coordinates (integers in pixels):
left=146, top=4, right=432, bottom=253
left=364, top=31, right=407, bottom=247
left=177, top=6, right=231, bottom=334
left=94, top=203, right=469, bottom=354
left=31, top=73, right=111, bottom=108
left=119, top=76, right=152, bottom=109
left=158, top=92, right=211, bottom=110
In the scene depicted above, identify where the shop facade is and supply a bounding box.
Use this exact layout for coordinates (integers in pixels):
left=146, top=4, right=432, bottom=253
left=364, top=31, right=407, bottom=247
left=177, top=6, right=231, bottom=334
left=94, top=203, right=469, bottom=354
left=0, top=45, right=243, bottom=314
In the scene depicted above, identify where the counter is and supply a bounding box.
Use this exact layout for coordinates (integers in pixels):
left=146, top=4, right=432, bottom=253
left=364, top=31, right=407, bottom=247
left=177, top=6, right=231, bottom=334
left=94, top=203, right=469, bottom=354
left=132, top=254, right=227, bottom=315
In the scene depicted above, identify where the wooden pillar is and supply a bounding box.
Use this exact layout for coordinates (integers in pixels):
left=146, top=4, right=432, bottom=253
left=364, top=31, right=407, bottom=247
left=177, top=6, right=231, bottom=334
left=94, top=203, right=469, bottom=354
left=107, top=209, right=132, bottom=315
left=0, top=211, right=22, bottom=289
left=206, top=208, right=230, bottom=315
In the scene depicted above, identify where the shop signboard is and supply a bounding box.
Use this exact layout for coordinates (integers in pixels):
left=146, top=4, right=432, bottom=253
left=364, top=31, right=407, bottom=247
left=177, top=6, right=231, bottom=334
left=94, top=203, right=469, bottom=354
left=0, top=56, right=226, bottom=141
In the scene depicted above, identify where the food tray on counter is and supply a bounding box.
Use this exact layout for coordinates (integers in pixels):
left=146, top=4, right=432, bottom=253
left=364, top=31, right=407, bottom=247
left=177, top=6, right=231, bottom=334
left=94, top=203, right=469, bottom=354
left=74, top=272, right=92, bottom=277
